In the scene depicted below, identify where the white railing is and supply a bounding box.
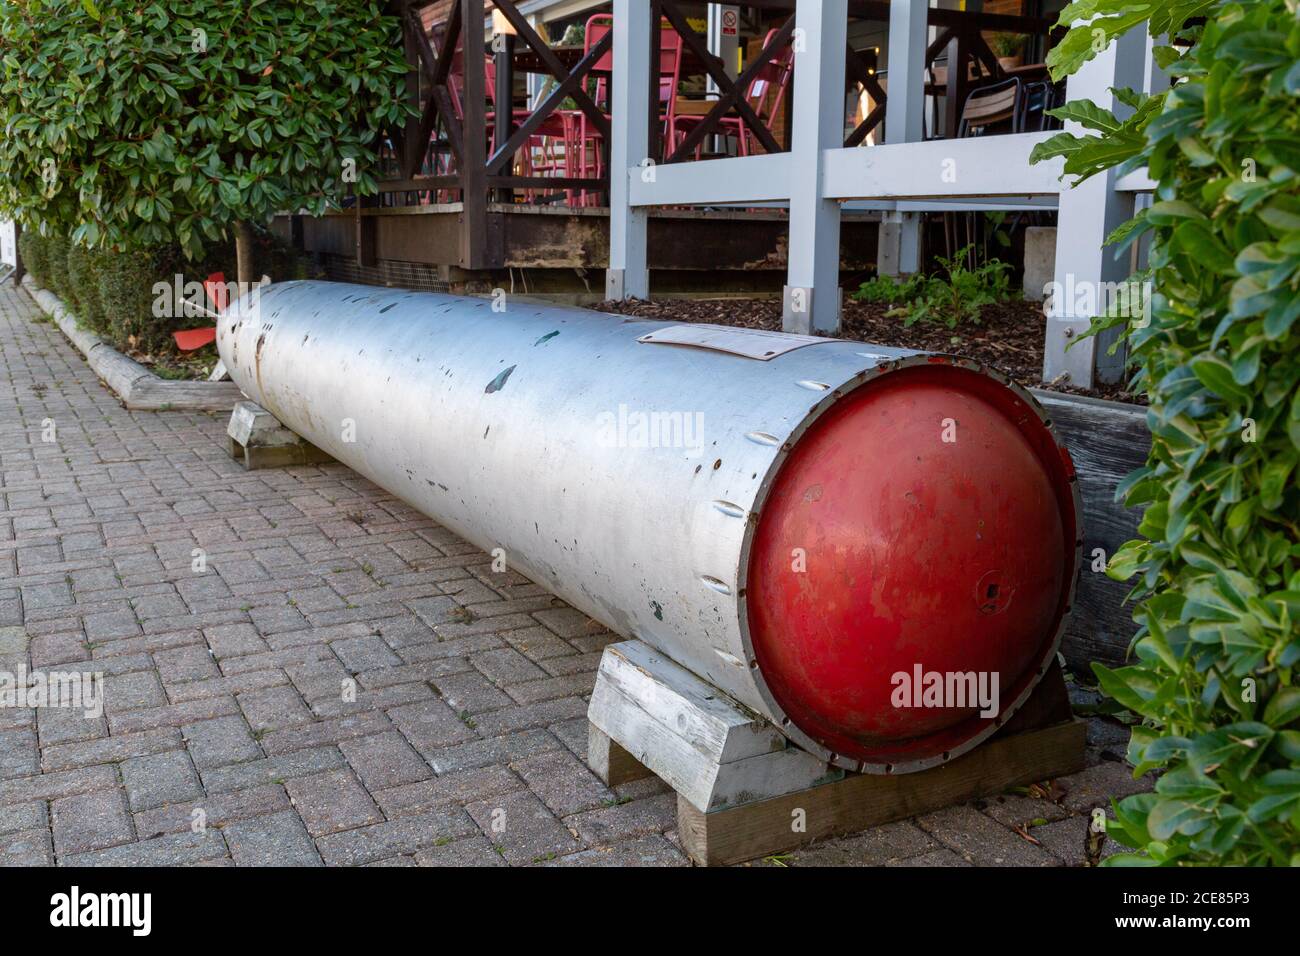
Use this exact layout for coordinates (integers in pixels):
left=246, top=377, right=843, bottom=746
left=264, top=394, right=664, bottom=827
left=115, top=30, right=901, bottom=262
left=605, top=0, right=1162, bottom=389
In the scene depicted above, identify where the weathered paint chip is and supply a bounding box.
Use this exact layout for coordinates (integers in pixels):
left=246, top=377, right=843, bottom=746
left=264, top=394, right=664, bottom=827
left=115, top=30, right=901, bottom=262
left=484, top=365, right=517, bottom=394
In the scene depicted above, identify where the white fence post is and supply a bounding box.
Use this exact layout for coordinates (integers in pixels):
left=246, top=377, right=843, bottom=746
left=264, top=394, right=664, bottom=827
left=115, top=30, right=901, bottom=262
left=606, top=0, right=652, bottom=301
left=783, top=0, right=848, bottom=334
left=877, top=0, right=927, bottom=276
left=1044, top=26, right=1148, bottom=387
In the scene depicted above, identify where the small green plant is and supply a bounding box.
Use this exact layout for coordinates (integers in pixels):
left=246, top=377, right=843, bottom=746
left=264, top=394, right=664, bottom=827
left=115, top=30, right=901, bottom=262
left=987, top=32, right=1026, bottom=60
left=854, top=246, right=1013, bottom=328
left=1032, top=0, right=1300, bottom=866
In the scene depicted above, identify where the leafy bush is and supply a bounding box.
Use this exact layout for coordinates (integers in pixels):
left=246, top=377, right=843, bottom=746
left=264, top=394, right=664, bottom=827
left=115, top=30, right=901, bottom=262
left=1032, top=1, right=1300, bottom=865
left=96, top=246, right=179, bottom=355
left=16, top=229, right=47, bottom=288
left=67, top=243, right=108, bottom=336
left=854, top=246, right=1014, bottom=327
left=42, top=235, right=71, bottom=302
left=0, top=0, right=410, bottom=268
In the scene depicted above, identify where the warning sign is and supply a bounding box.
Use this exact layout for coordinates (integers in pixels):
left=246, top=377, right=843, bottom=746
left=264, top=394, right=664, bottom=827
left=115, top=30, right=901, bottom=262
left=721, top=7, right=738, bottom=37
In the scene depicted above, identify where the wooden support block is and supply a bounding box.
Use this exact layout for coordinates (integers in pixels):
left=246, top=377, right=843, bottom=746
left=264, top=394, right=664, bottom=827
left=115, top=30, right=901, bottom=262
left=226, top=400, right=334, bottom=470
left=239, top=443, right=335, bottom=471
left=588, top=640, right=1086, bottom=866
left=677, top=716, right=1087, bottom=867
left=588, top=641, right=835, bottom=813
left=587, top=724, right=654, bottom=787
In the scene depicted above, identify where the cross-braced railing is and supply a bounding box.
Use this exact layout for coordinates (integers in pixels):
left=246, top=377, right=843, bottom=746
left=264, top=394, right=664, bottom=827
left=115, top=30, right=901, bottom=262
left=374, top=1, right=615, bottom=268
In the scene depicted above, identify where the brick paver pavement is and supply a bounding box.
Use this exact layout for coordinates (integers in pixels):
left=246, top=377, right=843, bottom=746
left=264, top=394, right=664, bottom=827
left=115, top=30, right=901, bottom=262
left=0, top=283, right=1151, bottom=866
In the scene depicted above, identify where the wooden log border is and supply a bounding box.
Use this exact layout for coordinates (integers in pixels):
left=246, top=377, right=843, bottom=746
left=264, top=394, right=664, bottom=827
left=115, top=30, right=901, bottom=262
left=21, top=276, right=245, bottom=412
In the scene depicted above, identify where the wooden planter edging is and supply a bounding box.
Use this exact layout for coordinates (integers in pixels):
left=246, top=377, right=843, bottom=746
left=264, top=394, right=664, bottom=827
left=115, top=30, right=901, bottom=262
left=1030, top=388, right=1150, bottom=673
left=21, top=275, right=244, bottom=412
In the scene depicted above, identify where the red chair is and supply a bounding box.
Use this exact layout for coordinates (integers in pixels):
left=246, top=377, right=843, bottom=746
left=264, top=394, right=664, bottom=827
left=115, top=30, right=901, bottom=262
left=668, top=29, right=794, bottom=159
left=485, top=56, right=571, bottom=202
left=561, top=14, right=683, bottom=206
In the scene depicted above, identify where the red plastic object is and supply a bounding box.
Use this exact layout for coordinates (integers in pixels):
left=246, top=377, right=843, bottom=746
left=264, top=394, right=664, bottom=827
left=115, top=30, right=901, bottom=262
left=203, top=272, right=229, bottom=314
left=747, top=365, right=1077, bottom=768
left=172, top=327, right=216, bottom=351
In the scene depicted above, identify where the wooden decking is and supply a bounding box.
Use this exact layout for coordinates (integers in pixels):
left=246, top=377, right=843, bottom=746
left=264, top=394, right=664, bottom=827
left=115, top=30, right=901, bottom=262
left=274, top=203, right=883, bottom=294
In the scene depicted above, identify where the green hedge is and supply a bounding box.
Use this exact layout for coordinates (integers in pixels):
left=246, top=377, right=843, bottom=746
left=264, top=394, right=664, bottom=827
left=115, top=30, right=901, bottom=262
left=42, top=234, right=71, bottom=303
left=16, top=229, right=47, bottom=288
left=24, top=226, right=317, bottom=355
left=66, top=243, right=108, bottom=337
left=1033, top=1, right=1300, bottom=866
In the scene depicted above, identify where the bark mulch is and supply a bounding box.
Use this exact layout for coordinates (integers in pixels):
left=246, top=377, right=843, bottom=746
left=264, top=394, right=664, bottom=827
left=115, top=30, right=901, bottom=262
left=594, top=296, right=1145, bottom=405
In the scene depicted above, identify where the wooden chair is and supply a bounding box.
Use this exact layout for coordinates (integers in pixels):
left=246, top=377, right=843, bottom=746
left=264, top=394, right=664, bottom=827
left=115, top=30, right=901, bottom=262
left=957, top=77, right=1024, bottom=137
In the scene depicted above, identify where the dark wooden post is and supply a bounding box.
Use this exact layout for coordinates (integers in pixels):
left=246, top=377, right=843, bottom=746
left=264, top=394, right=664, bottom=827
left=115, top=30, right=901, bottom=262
left=401, top=3, right=424, bottom=179
left=12, top=221, right=24, bottom=283
left=493, top=29, right=516, bottom=203
left=461, top=0, right=488, bottom=269
left=943, top=26, right=969, bottom=140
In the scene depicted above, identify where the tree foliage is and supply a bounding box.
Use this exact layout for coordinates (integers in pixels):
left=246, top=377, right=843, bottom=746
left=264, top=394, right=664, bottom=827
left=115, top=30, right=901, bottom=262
left=0, top=0, right=410, bottom=257
left=1032, top=0, right=1300, bottom=865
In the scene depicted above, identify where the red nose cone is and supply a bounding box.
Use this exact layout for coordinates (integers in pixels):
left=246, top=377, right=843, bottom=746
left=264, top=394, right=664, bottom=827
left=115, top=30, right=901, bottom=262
left=747, top=365, right=1075, bottom=769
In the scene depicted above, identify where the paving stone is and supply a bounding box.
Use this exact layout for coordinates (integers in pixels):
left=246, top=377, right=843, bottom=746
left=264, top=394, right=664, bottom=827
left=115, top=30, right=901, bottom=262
left=783, top=822, right=937, bottom=866
left=201, top=745, right=347, bottom=795
left=330, top=635, right=402, bottom=672
left=62, top=829, right=228, bottom=866
left=386, top=699, right=478, bottom=758
left=470, top=697, right=588, bottom=737
left=153, top=645, right=221, bottom=684
left=134, top=783, right=290, bottom=838
left=373, top=765, right=523, bottom=818
left=203, top=623, right=271, bottom=660
left=505, top=674, right=595, bottom=706
left=36, top=706, right=108, bottom=747
left=502, top=626, right=578, bottom=661
left=0, top=728, right=39, bottom=780
left=84, top=609, right=142, bottom=642
left=466, top=790, right=580, bottom=865
left=915, top=805, right=1059, bottom=867
left=543, top=833, right=688, bottom=867
left=182, top=715, right=262, bottom=769
left=1030, top=814, right=1107, bottom=866
left=286, top=769, right=383, bottom=836
left=339, top=731, right=431, bottom=789
left=167, top=669, right=290, bottom=704
left=315, top=807, right=477, bottom=866
left=1058, top=759, right=1156, bottom=813
left=0, top=827, right=54, bottom=866
left=567, top=793, right=677, bottom=845
left=550, top=715, right=590, bottom=761
left=238, top=684, right=313, bottom=733
left=413, top=834, right=506, bottom=867
left=979, top=791, right=1071, bottom=829
left=431, top=671, right=513, bottom=713
left=260, top=710, right=392, bottom=757
left=0, top=765, right=118, bottom=805
left=42, top=726, right=181, bottom=772
left=512, top=749, right=612, bottom=816
left=0, top=801, right=48, bottom=836
left=30, top=632, right=90, bottom=668
left=427, top=729, right=562, bottom=775
left=109, top=695, right=241, bottom=734
left=885, top=847, right=972, bottom=867
left=471, top=647, right=547, bottom=684
left=223, top=809, right=322, bottom=866
left=120, top=750, right=203, bottom=811
left=103, top=670, right=166, bottom=714
left=531, top=607, right=604, bottom=640
left=51, top=789, right=135, bottom=856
